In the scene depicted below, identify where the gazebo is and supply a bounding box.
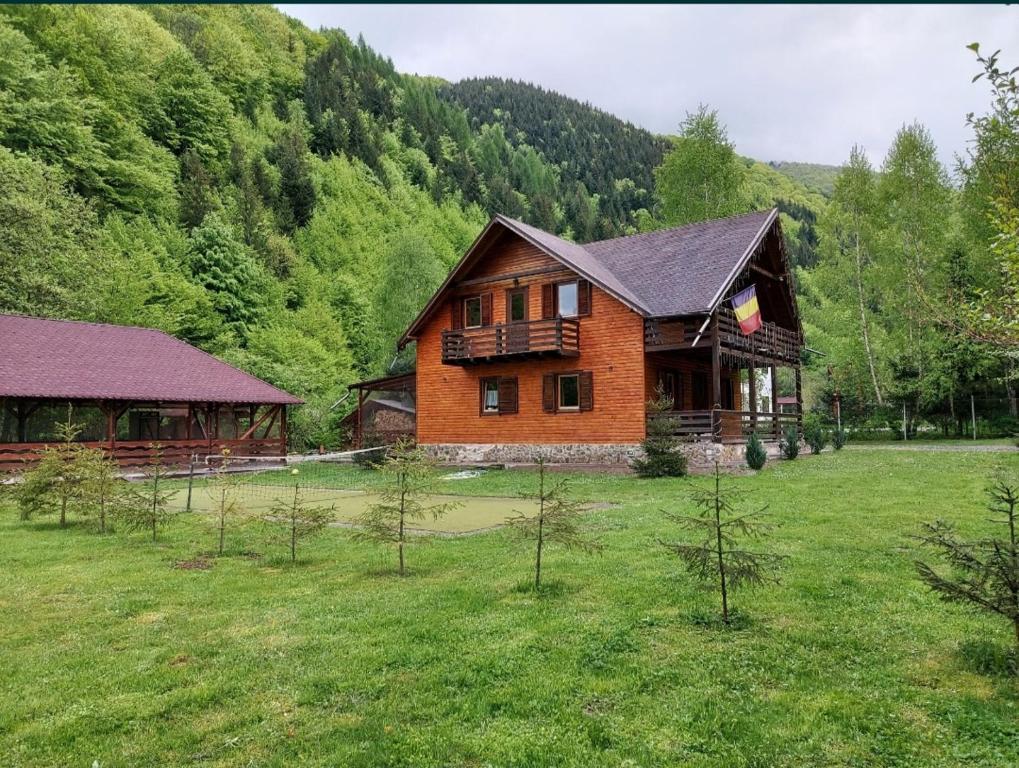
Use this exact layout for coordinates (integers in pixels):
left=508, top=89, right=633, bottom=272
left=0, top=314, right=302, bottom=470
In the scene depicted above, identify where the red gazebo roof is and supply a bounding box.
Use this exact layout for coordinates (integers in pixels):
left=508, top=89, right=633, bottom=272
left=0, top=314, right=302, bottom=405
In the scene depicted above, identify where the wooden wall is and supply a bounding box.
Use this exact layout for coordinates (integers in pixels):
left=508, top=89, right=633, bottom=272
left=644, top=353, right=743, bottom=410
left=416, top=232, right=647, bottom=445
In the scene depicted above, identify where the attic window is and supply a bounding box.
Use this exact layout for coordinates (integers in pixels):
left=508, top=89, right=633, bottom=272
left=464, top=296, right=482, bottom=328
left=557, top=282, right=578, bottom=318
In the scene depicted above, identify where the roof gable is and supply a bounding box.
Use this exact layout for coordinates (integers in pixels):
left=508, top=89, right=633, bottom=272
left=0, top=314, right=302, bottom=404
left=399, top=208, right=784, bottom=344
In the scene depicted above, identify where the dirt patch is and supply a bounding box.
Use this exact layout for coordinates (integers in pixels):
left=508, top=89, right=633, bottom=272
left=173, top=558, right=213, bottom=571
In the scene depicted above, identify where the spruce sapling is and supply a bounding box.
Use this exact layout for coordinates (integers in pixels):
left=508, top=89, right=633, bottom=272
left=659, top=462, right=785, bottom=624
left=506, top=456, right=602, bottom=590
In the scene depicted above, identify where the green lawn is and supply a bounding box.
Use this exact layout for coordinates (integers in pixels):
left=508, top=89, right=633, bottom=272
left=2, top=450, right=1018, bottom=767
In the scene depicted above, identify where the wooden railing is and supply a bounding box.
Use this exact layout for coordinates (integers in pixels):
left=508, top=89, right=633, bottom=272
left=0, top=437, right=286, bottom=472
left=715, top=307, right=801, bottom=364
left=645, top=309, right=800, bottom=364
left=441, top=317, right=580, bottom=364
left=649, top=409, right=801, bottom=444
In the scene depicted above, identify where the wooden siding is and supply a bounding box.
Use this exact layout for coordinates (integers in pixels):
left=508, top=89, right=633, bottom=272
left=417, top=233, right=647, bottom=445
left=644, top=354, right=742, bottom=411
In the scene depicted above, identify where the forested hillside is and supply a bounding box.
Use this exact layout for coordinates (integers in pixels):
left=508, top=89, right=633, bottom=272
left=769, top=161, right=841, bottom=196
left=440, top=77, right=672, bottom=238
left=13, top=4, right=958, bottom=448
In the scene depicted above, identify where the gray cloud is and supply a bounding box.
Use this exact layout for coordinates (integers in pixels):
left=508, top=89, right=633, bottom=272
left=280, top=3, right=1019, bottom=169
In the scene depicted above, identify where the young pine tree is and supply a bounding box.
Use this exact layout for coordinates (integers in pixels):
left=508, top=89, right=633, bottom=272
left=265, top=468, right=334, bottom=563
left=81, top=447, right=124, bottom=534
left=352, top=441, right=459, bottom=576
left=206, top=449, right=246, bottom=555
left=914, top=474, right=1019, bottom=655
left=780, top=425, right=800, bottom=460
left=123, top=448, right=176, bottom=542
left=16, top=416, right=90, bottom=527
left=506, top=456, right=602, bottom=590
left=632, top=385, right=687, bottom=478
left=745, top=432, right=768, bottom=470
left=659, top=463, right=785, bottom=624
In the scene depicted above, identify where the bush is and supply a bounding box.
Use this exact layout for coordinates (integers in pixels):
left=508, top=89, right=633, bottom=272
left=833, top=428, right=848, bottom=450
left=805, top=426, right=827, bottom=455
left=780, top=426, right=800, bottom=460
left=745, top=432, right=767, bottom=470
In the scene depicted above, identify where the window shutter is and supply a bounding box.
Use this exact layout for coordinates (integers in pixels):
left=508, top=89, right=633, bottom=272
left=579, top=371, right=594, bottom=411
left=450, top=298, right=462, bottom=330
left=542, top=373, right=556, bottom=412
left=541, top=283, right=555, bottom=320
left=577, top=279, right=591, bottom=316
left=481, top=292, right=493, bottom=326
left=498, top=377, right=518, bottom=414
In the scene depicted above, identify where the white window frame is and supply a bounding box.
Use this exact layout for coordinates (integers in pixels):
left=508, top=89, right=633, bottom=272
left=556, top=281, right=579, bottom=318
left=482, top=378, right=500, bottom=414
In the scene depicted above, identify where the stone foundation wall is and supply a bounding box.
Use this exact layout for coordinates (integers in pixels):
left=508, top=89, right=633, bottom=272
left=422, top=441, right=781, bottom=473
left=423, top=443, right=642, bottom=466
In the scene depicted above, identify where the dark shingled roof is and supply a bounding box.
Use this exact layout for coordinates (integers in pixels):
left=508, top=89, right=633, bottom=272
left=495, top=209, right=777, bottom=317
left=583, top=209, right=777, bottom=316
left=0, top=314, right=302, bottom=404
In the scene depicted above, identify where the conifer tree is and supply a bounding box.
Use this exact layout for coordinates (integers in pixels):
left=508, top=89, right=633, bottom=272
left=352, top=441, right=458, bottom=575
left=914, top=474, right=1019, bottom=654
left=81, top=447, right=124, bottom=534
left=265, top=468, right=333, bottom=563
left=632, top=385, right=687, bottom=478
left=207, top=449, right=246, bottom=555
left=659, top=463, right=785, bottom=624
left=506, top=456, right=602, bottom=590
left=123, top=447, right=176, bottom=542
left=15, top=414, right=90, bottom=527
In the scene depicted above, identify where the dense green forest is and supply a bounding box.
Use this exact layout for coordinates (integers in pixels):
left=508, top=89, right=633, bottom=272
left=0, top=4, right=1014, bottom=445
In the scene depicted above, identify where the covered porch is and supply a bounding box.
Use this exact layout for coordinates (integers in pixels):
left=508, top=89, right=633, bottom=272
left=645, top=306, right=803, bottom=444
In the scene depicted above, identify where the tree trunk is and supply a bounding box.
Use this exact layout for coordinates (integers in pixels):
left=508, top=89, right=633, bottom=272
left=60, top=495, right=67, bottom=528
left=398, top=480, right=406, bottom=576
left=535, top=461, right=545, bottom=590
left=853, top=229, right=883, bottom=405
left=714, top=465, right=729, bottom=624
left=290, top=483, right=298, bottom=563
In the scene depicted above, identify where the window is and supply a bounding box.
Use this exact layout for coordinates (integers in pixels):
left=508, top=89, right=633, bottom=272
left=508, top=289, right=527, bottom=322
left=657, top=369, right=682, bottom=411
left=556, top=281, right=578, bottom=317
left=482, top=378, right=500, bottom=413
left=480, top=376, right=517, bottom=415
left=558, top=373, right=580, bottom=410
left=464, top=296, right=482, bottom=328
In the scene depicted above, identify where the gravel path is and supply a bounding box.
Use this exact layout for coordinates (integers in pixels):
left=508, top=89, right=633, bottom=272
left=847, top=443, right=1017, bottom=453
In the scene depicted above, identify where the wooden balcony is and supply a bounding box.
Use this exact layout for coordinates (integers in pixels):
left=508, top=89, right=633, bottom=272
left=645, top=308, right=801, bottom=365
left=648, top=408, right=802, bottom=444
left=441, top=317, right=580, bottom=365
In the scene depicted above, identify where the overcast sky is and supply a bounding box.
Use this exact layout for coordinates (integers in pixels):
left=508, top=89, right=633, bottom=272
left=279, top=4, right=1019, bottom=169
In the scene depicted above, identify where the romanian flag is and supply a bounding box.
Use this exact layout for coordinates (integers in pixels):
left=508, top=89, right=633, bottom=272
left=731, top=285, right=762, bottom=335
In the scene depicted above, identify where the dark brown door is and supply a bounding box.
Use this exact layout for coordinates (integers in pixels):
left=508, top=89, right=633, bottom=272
left=692, top=372, right=709, bottom=410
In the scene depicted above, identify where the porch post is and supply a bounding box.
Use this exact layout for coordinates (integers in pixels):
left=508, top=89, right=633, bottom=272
left=794, top=366, right=803, bottom=438
left=748, top=359, right=757, bottom=435
left=771, top=365, right=780, bottom=441
left=711, top=313, right=721, bottom=409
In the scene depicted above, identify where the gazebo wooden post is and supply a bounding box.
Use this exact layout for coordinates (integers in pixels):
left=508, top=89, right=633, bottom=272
left=356, top=385, right=365, bottom=449
left=105, top=402, right=116, bottom=455
left=279, top=405, right=288, bottom=456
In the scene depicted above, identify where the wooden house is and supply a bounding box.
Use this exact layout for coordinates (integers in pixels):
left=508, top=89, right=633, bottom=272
left=399, top=209, right=803, bottom=465
left=0, top=314, right=301, bottom=470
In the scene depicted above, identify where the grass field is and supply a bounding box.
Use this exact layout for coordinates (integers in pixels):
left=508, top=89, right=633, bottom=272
left=2, top=450, right=1019, bottom=767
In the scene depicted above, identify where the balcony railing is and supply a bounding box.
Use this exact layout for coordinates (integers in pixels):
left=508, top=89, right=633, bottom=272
left=441, top=317, right=580, bottom=365
left=648, top=408, right=802, bottom=444
left=645, top=308, right=801, bottom=364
